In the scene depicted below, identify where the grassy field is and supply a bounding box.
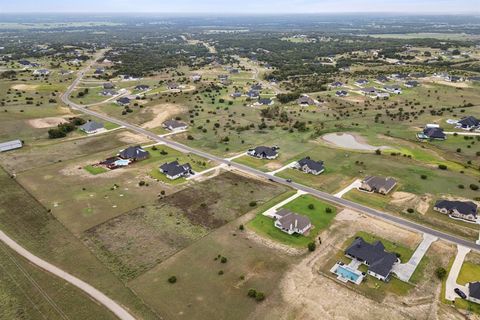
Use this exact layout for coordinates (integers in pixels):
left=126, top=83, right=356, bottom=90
left=248, top=194, right=337, bottom=247
left=0, top=168, right=158, bottom=319
left=0, top=242, right=117, bottom=320
left=457, top=261, right=480, bottom=285
left=83, top=172, right=288, bottom=282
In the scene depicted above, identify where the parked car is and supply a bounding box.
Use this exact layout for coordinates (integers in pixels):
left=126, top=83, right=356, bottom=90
left=286, top=179, right=292, bottom=183
left=454, top=288, right=467, bottom=299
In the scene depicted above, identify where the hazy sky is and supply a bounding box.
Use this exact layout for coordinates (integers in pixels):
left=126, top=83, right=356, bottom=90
left=0, top=0, right=478, bottom=14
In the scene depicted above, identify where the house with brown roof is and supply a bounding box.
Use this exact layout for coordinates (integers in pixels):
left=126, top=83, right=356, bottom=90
left=360, top=176, right=397, bottom=195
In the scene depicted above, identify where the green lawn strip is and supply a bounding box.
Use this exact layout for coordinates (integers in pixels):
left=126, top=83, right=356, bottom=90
left=233, top=155, right=275, bottom=172
left=84, top=165, right=108, bottom=175
left=248, top=194, right=336, bottom=247
left=343, top=189, right=391, bottom=210
left=457, top=262, right=480, bottom=285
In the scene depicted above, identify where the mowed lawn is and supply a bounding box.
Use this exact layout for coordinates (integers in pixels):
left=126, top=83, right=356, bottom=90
left=248, top=194, right=337, bottom=247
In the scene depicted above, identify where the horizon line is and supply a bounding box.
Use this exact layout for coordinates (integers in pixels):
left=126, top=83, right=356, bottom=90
left=0, top=11, right=479, bottom=15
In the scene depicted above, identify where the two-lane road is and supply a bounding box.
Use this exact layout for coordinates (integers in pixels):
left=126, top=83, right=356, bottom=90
left=61, top=52, right=480, bottom=252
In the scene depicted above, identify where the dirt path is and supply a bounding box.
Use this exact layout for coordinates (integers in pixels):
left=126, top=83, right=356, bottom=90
left=0, top=230, right=135, bottom=320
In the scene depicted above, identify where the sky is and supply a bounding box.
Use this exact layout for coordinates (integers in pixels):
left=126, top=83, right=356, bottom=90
left=0, top=0, right=479, bottom=14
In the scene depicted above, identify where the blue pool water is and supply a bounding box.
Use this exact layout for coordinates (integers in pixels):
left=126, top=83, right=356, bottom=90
left=335, top=265, right=361, bottom=282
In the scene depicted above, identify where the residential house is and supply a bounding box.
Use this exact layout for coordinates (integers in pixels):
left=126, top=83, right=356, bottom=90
left=405, top=80, right=419, bottom=88
left=447, top=75, right=462, bottom=82
left=246, top=90, right=260, bottom=99
left=231, top=91, right=242, bottom=98
left=135, top=85, right=150, bottom=91
left=94, top=68, right=105, bottom=75
left=251, top=83, right=262, bottom=91
left=457, top=116, right=480, bottom=130
left=100, top=89, right=117, bottom=96
left=360, top=87, right=378, bottom=96
left=355, top=79, right=369, bottom=86
left=162, top=119, right=188, bottom=131
left=297, top=96, right=316, bottom=107
left=0, top=139, right=22, bottom=152
left=360, top=176, right=397, bottom=195
left=434, top=200, right=478, bottom=223
left=273, top=209, right=312, bottom=235
left=257, top=98, right=274, bottom=106
left=167, top=82, right=179, bottom=90
left=294, top=157, right=325, bottom=175
left=468, top=76, right=480, bottom=83
left=79, top=121, right=105, bottom=134
left=375, top=75, right=388, bottom=83
left=375, top=92, right=390, bottom=99
left=247, top=146, right=279, bottom=159
left=191, top=74, right=202, bottom=81
left=159, top=161, right=193, bottom=180
left=33, top=69, right=49, bottom=76
left=419, top=127, right=446, bottom=140
left=336, top=90, right=348, bottom=97
left=116, top=97, right=131, bottom=106
left=103, top=82, right=115, bottom=89
left=383, top=85, right=402, bottom=94
left=345, top=237, right=398, bottom=282
left=409, top=72, right=427, bottom=79
left=330, top=81, right=344, bottom=88
left=468, top=282, right=480, bottom=304
left=119, top=146, right=149, bottom=161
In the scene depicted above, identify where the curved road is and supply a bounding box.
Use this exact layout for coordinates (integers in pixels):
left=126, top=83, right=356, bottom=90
left=60, top=51, right=480, bottom=252
left=0, top=231, right=135, bottom=320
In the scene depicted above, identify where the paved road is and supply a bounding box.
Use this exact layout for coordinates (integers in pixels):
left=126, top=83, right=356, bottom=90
left=61, top=51, right=480, bottom=253
left=0, top=231, right=136, bottom=320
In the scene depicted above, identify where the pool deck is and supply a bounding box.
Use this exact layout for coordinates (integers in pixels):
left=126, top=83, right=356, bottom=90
left=330, top=262, right=364, bottom=285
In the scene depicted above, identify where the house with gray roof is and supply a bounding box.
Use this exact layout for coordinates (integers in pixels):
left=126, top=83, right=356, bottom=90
left=79, top=121, right=105, bottom=134
left=336, top=90, right=348, bottom=97
left=119, top=146, right=149, bottom=161
left=0, top=139, right=22, bottom=152
left=256, top=98, right=274, bottom=106
left=457, top=116, right=480, bottom=130
left=247, top=146, right=279, bottom=160
left=360, top=176, right=397, bottom=195
left=162, top=120, right=188, bottom=131
left=345, top=237, right=398, bottom=282
left=135, top=84, right=150, bottom=91
left=100, top=89, right=118, bottom=96
left=355, top=79, right=369, bottom=86
left=468, top=282, right=480, bottom=304
left=434, top=200, right=478, bottom=223
left=159, top=161, right=193, bottom=180
left=419, top=127, right=446, bottom=140
left=116, top=97, right=131, bottom=106
left=103, top=82, right=115, bottom=89
left=383, top=84, right=402, bottom=94
left=294, top=157, right=324, bottom=175
left=273, top=208, right=311, bottom=235
left=297, top=96, right=316, bottom=107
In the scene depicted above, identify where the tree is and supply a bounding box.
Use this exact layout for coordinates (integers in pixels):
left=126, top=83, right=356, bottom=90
left=249, top=201, right=257, bottom=207
left=255, top=292, right=265, bottom=301
left=308, top=204, right=315, bottom=210
left=438, top=164, right=447, bottom=170
left=308, top=242, right=316, bottom=252
left=48, top=128, right=66, bottom=139
left=247, top=289, right=257, bottom=298
left=435, top=267, right=447, bottom=280
left=277, top=92, right=301, bottom=104
left=168, top=276, right=177, bottom=283
left=220, top=257, right=227, bottom=263
left=375, top=149, right=381, bottom=155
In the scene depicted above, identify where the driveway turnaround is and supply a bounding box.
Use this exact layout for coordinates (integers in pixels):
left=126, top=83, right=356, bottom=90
left=0, top=230, right=136, bottom=320
left=262, top=190, right=307, bottom=218
left=334, top=179, right=362, bottom=198
left=392, top=233, right=437, bottom=281
left=445, top=245, right=471, bottom=301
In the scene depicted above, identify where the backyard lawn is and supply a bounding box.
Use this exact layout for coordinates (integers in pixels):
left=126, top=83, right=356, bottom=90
left=248, top=194, right=337, bottom=247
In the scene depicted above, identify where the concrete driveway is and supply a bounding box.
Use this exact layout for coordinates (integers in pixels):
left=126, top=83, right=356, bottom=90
left=334, top=179, right=361, bottom=198
left=445, top=245, right=471, bottom=301
left=392, top=233, right=437, bottom=281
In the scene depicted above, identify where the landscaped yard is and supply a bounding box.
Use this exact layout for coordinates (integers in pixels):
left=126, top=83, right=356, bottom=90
left=248, top=194, right=337, bottom=247
left=457, top=261, right=480, bottom=285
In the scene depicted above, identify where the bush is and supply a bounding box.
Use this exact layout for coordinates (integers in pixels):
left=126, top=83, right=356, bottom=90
left=325, top=207, right=332, bottom=213
left=435, top=267, right=447, bottom=280
left=438, top=164, right=447, bottom=170
left=420, top=174, right=427, bottom=180
left=238, top=224, right=244, bottom=231
left=307, top=242, right=316, bottom=252
left=406, top=208, right=414, bottom=213
left=187, top=135, right=194, bottom=140
left=247, top=289, right=257, bottom=298
left=249, top=201, right=257, bottom=207
left=308, top=204, right=315, bottom=210
left=220, top=257, right=227, bottom=263
left=470, top=184, right=479, bottom=191
left=48, top=128, right=66, bottom=139
left=255, top=292, right=265, bottom=301
left=168, top=276, right=177, bottom=283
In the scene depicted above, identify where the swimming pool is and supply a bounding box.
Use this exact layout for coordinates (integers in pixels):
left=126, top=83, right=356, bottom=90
left=334, top=265, right=363, bottom=283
